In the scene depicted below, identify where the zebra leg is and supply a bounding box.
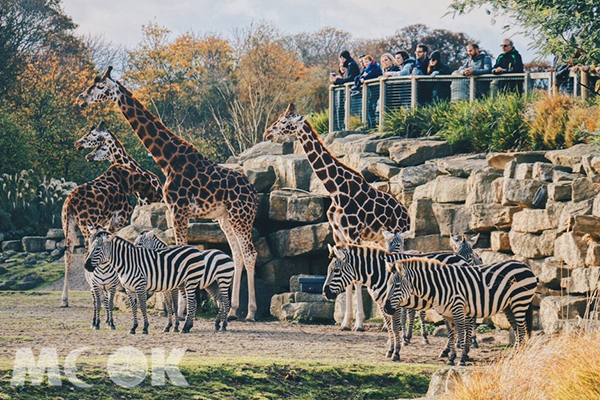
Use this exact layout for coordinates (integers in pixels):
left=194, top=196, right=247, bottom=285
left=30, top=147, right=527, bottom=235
left=378, top=305, right=394, bottom=358
left=399, top=307, right=407, bottom=344
left=205, top=284, right=223, bottom=332
left=172, top=290, right=180, bottom=332
left=420, top=311, right=430, bottom=344
left=181, top=285, right=197, bottom=334
left=404, top=309, right=416, bottom=345
left=391, top=310, right=402, bottom=362
left=91, top=287, right=101, bottom=330
left=440, top=318, right=454, bottom=359
left=127, top=289, right=138, bottom=334
left=163, top=291, right=174, bottom=333
left=353, top=283, right=365, bottom=332
left=135, top=286, right=149, bottom=334
left=451, top=306, right=469, bottom=366
left=340, top=286, right=354, bottom=331
left=470, top=317, right=479, bottom=349
left=106, top=285, right=116, bottom=330
left=218, top=281, right=231, bottom=332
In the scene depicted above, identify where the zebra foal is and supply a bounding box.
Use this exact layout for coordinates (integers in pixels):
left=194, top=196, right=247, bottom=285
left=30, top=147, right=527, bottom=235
left=85, top=229, right=234, bottom=334
left=385, top=257, right=538, bottom=366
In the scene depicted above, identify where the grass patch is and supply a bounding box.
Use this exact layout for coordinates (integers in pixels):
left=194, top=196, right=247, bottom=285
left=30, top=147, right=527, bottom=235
left=0, top=358, right=433, bottom=400
left=0, top=253, right=64, bottom=290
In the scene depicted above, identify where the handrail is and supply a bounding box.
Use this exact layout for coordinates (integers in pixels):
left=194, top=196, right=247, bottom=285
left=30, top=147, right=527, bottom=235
left=328, top=71, right=576, bottom=133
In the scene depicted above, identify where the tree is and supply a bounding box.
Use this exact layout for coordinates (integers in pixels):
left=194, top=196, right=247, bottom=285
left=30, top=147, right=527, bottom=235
left=286, top=27, right=352, bottom=69
left=449, top=0, right=600, bottom=65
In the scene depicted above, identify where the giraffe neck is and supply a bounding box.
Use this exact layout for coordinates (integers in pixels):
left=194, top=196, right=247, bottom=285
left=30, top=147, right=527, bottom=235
left=296, top=121, right=364, bottom=195
left=113, top=82, right=206, bottom=173
left=107, top=140, right=141, bottom=171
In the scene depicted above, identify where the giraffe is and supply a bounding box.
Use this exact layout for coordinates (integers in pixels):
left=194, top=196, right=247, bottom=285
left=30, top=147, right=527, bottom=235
left=76, top=121, right=164, bottom=206
left=77, top=67, right=260, bottom=321
left=264, top=104, right=411, bottom=331
left=60, top=163, right=153, bottom=307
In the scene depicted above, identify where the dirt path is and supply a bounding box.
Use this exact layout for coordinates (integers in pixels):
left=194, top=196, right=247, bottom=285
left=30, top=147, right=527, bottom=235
left=41, top=254, right=89, bottom=291
left=0, top=291, right=508, bottom=368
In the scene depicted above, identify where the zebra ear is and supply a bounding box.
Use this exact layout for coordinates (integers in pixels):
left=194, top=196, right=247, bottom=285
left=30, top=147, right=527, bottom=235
left=332, top=246, right=345, bottom=260
left=87, top=224, right=97, bottom=235
left=450, top=234, right=461, bottom=250
left=382, top=230, right=394, bottom=241
left=327, top=244, right=334, bottom=257
left=469, top=233, right=480, bottom=247
left=399, top=230, right=413, bottom=239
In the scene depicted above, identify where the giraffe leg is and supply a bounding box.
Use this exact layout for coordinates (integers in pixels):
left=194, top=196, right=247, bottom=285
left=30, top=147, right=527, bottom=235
left=218, top=218, right=245, bottom=321
left=353, top=283, right=365, bottom=332
left=60, top=217, right=78, bottom=308
left=172, top=209, right=190, bottom=321
left=234, top=225, right=258, bottom=322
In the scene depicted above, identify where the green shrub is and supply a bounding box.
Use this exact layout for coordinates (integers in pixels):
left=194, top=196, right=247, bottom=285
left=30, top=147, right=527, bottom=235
left=308, top=110, right=329, bottom=135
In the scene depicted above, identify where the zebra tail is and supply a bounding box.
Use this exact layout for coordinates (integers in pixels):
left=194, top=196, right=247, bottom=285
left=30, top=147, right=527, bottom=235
left=525, top=303, right=534, bottom=337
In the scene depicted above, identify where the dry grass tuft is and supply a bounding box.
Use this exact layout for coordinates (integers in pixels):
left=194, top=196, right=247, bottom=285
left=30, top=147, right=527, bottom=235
left=446, top=332, right=600, bottom=400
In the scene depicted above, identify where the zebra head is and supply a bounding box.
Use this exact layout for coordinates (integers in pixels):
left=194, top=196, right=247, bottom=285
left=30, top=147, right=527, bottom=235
left=382, top=229, right=412, bottom=253
left=84, top=227, right=114, bottom=272
left=323, top=244, right=357, bottom=300
left=383, top=259, right=414, bottom=315
left=450, top=233, right=482, bottom=266
left=134, top=230, right=168, bottom=250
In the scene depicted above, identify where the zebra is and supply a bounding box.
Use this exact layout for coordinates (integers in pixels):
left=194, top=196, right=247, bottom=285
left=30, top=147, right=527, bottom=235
left=450, top=233, right=483, bottom=266
left=323, top=244, right=469, bottom=362
left=84, top=230, right=234, bottom=334
left=385, top=257, right=538, bottom=366
left=382, top=230, right=428, bottom=346
left=132, top=231, right=181, bottom=333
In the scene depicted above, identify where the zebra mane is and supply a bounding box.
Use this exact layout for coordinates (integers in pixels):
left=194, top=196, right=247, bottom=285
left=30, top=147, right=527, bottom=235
left=335, top=243, right=391, bottom=255
left=390, top=257, right=450, bottom=273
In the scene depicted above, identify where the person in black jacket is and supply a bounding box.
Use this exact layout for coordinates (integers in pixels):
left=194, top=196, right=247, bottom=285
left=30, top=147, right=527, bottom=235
left=493, top=39, right=524, bottom=93
left=330, top=50, right=360, bottom=85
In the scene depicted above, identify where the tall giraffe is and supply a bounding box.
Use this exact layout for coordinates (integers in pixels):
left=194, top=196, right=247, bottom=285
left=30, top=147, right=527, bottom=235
left=77, top=67, right=260, bottom=320
left=264, top=104, right=410, bottom=331
left=60, top=163, right=152, bottom=307
left=75, top=121, right=164, bottom=206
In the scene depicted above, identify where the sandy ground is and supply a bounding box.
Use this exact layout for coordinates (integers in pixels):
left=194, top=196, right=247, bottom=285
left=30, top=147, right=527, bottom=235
left=0, top=288, right=508, bottom=368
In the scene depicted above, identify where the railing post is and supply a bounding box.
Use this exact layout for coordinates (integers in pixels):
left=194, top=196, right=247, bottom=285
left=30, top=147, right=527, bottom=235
left=328, top=85, right=334, bottom=133
left=581, top=70, right=590, bottom=100
left=344, top=84, right=351, bottom=131
left=379, top=79, right=386, bottom=132
left=361, top=83, right=368, bottom=126
left=469, top=76, right=476, bottom=103
left=524, top=73, right=530, bottom=95
left=549, top=72, right=555, bottom=95
left=410, top=77, right=417, bottom=108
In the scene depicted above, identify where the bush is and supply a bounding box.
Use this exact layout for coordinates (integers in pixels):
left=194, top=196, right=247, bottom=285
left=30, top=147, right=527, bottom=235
left=308, top=110, right=329, bottom=135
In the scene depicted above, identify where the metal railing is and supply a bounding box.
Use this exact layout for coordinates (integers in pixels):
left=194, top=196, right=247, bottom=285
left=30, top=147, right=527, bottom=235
left=329, top=72, right=561, bottom=132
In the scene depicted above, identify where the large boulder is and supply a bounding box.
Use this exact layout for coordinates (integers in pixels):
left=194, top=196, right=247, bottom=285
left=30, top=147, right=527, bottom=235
left=268, top=190, right=326, bottom=223
left=164, top=222, right=228, bottom=245
left=490, top=231, right=511, bottom=252
left=558, top=199, right=594, bottom=232
left=436, top=154, right=488, bottom=178
left=404, top=234, right=451, bottom=252
left=539, top=296, right=588, bottom=334
left=509, top=230, right=556, bottom=259
left=470, top=204, right=522, bottom=231
left=545, top=144, right=599, bottom=167
left=413, top=176, right=468, bottom=203
left=409, top=198, right=439, bottom=236
left=22, top=237, right=46, bottom=253
left=572, top=177, right=600, bottom=202
left=561, top=267, right=600, bottom=294
left=244, top=167, right=276, bottom=193
left=554, top=232, right=588, bottom=269
left=389, top=163, right=437, bottom=190
left=342, top=153, right=400, bottom=181
left=130, top=203, right=170, bottom=230
left=425, top=367, right=475, bottom=399
left=486, top=151, right=548, bottom=170
left=548, top=181, right=572, bottom=202
left=268, top=222, right=332, bottom=258
left=511, top=209, right=556, bottom=233
left=465, top=168, right=503, bottom=205
left=258, top=258, right=310, bottom=292
left=275, top=301, right=335, bottom=322
left=571, top=215, right=600, bottom=239
left=234, top=140, right=294, bottom=164
left=46, top=228, right=65, bottom=240
left=243, top=154, right=312, bottom=191
left=529, top=257, right=569, bottom=289
left=431, top=204, right=470, bottom=237
left=327, top=134, right=379, bottom=155
left=388, top=140, right=454, bottom=167
left=502, top=179, right=545, bottom=208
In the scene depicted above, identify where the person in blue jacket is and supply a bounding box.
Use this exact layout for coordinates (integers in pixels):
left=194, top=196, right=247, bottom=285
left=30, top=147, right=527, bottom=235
left=412, top=44, right=430, bottom=75
left=350, top=55, right=382, bottom=96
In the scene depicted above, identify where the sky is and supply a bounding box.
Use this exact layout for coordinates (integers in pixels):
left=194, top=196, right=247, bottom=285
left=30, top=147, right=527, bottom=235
left=61, top=0, right=540, bottom=63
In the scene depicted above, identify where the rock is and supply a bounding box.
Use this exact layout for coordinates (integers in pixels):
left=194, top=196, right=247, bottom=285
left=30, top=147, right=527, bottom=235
left=591, top=156, right=600, bottom=174
left=295, top=292, right=329, bottom=302
left=509, top=230, right=556, bottom=259
left=327, top=134, right=378, bottom=155
left=342, top=153, right=400, bottom=181
left=425, top=309, right=444, bottom=324
left=594, top=194, right=600, bottom=218
left=545, top=144, right=599, bottom=167
left=268, top=190, right=326, bottom=223
left=277, top=301, right=335, bottom=322
left=469, top=204, right=521, bottom=231
left=0, top=233, right=3, bottom=243
left=254, top=237, right=273, bottom=267
left=409, top=198, right=439, bottom=236
left=426, top=367, right=475, bottom=399
left=487, top=151, right=549, bottom=170
left=479, top=250, right=515, bottom=264
left=432, top=325, right=448, bottom=337
left=389, top=163, right=437, bottom=189
left=116, top=225, right=154, bottom=243
left=571, top=215, right=600, bottom=239
left=333, top=287, right=375, bottom=324
left=235, top=140, right=294, bottom=164
left=532, top=162, right=567, bottom=182
left=436, top=154, right=488, bottom=178
left=491, top=231, right=511, bottom=252
left=501, top=179, right=545, bottom=208
left=554, top=232, right=588, bottom=269
left=413, top=176, right=468, bottom=203
left=309, top=173, right=329, bottom=197
left=165, top=222, right=230, bottom=245
left=46, top=228, right=65, bottom=240
left=21, top=237, right=46, bottom=253
left=388, top=140, right=454, bottom=167
left=561, top=267, right=600, bottom=294
left=539, top=296, right=588, bottom=334
left=50, top=248, right=63, bottom=258
left=552, top=170, right=579, bottom=182
left=269, top=293, right=295, bottom=320
left=465, top=168, right=503, bottom=205
left=529, top=257, right=569, bottom=289
left=45, top=240, right=56, bottom=251
left=572, top=178, right=600, bottom=202
left=431, top=204, right=470, bottom=237
left=580, top=155, right=597, bottom=177
left=548, top=182, right=572, bottom=202
left=491, top=313, right=512, bottom=330
left=512, top=209, right=556, bottom=233
left=258, top=258, right=310, bottom=292
left=558, top=199, right=594, bottom=232
left=404, top=235, right=451, bottom=253
left=586, top=240, right=600, bottom=266
left=244, top=167, right=276, bottom=193
left=514, top=163, right=534, bottom=179
left=503, top=160, right=517, bottom=179
left=268, top=223, right=332, bottom=258
left=130, top=203, right=170, bottom=230
left=243, top=155, right=312, bottom=191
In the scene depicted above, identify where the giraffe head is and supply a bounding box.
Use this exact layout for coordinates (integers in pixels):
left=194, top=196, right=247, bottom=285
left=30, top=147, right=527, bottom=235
left=77, top=66, right=120, bottom=108
left=263, top=103, right=307, bottom=141
left=85, top=144, right=111, bottom=162
left=76, top=121, right=113, bottom=149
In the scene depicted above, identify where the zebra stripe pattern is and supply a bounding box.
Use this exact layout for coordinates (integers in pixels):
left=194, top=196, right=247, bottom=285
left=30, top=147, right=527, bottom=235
left=323, top=244, right=469, bottom=362
left=85, top=230, right=234, bottom=334
left=386, top=257, right=538, bottom=366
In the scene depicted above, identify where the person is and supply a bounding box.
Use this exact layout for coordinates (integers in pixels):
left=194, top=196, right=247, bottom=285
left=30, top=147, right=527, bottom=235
left=426, top=50, right=452, bottom=102
left=412, top=44, right=430, bottom=75
left=383, top=51, right=416, bottom=77
left=350, top=55, right=382, bottom=96
left=330, top=50, right=360, bottom=85
left=380, top=53, right=400, bottom=73
left=492, top=39, right=524, bottom=93
left=455, top=43, right=493, bottom=98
